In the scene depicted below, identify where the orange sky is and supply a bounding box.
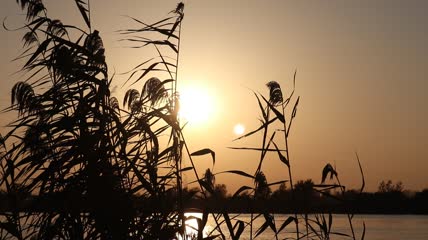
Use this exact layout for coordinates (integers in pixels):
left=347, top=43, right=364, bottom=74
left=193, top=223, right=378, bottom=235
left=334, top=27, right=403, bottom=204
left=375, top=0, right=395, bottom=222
left=1, top=0, right=427, bottom=192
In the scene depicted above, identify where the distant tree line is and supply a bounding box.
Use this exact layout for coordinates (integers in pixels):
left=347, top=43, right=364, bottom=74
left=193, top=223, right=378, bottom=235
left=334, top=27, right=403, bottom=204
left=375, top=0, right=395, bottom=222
left=1, top=179, right=426, bottom=214
left=177, top=179, right=428, bottom=214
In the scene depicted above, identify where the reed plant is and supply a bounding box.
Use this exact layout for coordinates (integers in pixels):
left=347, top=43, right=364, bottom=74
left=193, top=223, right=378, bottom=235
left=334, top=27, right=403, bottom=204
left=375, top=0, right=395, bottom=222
left=0, top=1, right=365, bottom=239
left=216, top=75, right=366, bottom=239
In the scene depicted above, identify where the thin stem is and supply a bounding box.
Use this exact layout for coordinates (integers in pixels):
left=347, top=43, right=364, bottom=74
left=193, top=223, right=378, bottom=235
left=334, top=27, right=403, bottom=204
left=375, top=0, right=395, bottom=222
left=180, top=132, right=227, bottom=239
left=305, top=213, right=309, bottom=240
left=256, top=108, right=270, bottom=174
left=335, top=176, right=356, bottom=240
left=251, top=104, right=270, bottom=240
left=88, top=0, right=92, bottom=33
left=173, top=133, right=185, bottom=238
left=281, top=104, right=300, bottom=239
left=174, top=17, right=186, bottom=238
left=174, top=17, right=182, bottom=95
left=274, top=213, right=279, bottom=240
left=250, top=212, right=253, bottom=239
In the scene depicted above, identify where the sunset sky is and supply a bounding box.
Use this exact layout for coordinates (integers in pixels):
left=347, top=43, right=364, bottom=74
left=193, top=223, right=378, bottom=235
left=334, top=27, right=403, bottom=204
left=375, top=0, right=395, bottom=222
left=1, top=0, right=427, bottom=192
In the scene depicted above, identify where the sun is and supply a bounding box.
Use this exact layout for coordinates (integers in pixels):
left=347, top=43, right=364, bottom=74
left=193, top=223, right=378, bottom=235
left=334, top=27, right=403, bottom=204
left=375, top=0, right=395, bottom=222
left=234, top=123, right=245, bottom=135
left=179, top=86, right=214, bottom=125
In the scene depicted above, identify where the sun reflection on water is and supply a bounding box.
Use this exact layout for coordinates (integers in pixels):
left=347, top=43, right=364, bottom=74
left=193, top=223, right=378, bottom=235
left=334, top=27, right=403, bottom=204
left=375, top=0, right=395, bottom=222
left=180, top=212, right=211, bottom=239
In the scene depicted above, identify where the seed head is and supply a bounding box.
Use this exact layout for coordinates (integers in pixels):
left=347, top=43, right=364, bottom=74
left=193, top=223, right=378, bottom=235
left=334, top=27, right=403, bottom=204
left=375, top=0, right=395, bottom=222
left=266, top=81, right=283, bottom=106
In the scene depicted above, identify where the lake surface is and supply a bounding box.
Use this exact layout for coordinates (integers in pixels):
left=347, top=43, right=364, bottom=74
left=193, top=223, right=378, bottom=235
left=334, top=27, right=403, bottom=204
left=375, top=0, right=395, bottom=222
left=185, top=213, right=428, bottom=239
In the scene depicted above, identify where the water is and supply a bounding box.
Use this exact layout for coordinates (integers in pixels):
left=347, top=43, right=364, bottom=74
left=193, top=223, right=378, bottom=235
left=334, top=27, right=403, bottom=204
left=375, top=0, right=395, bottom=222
left=185, top=213, right=428, bottom=239
left=3, top=213, right=427, bottom=239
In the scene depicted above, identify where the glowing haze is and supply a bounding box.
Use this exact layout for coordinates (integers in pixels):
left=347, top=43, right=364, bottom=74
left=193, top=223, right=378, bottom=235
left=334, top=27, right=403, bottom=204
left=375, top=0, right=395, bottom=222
left=0, top=0, right=427, bottom=192
left=179, top=86, right=215, bottom=125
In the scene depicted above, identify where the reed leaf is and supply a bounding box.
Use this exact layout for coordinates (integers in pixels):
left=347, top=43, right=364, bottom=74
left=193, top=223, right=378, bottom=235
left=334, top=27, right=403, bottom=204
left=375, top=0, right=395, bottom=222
left=282, top=70, right=297, bottom=108
left=74, top=0, right=91, bottom=29
left=272, top=141, right=289, bottom=167
left=361, top=222, right=366, bottom=240
left=24, top=38, right=51, bottom=68
left=199, top=179, right=214, bottom=195
left=180, top=166, right=193, bottom=172
left=356, top=152, right=365, bottom=193
left=321, top=163, right=337, bottom=183
left=121, top=16, right=179, bottom=39
left=232, top=186, right=253, bottom=198
left=260, top=94, right=285, bottom=123
left=233, top=117, right=278, bottom=141
left=222, top=212, right=237, bottom=240
left=255, top=220, right=270, bottom=238
left=233, top=220, right=245, bottom=239
left=190, top=148, right=215, bottom=166
left=229, top=146, right=287, bottom=152
left=291, top=96, right=300, bottom=119
left=220, top=170, right=254, bottom=179
left=277, top=216, right=297, bottom=234
left=132, top=62, right=160, bottom=85
left=267, top=180, right=288, bottom=187
left=254, top=92, right=267, bottom=121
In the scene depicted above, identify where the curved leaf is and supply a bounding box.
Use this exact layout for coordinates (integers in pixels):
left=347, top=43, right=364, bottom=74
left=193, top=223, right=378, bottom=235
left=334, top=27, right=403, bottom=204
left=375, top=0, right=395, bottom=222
left=272, top=141, right=289, bottom=167
left=233, top=220, right=245, bottom=239
left=278, top=216, right=297, bottom=233
left=254, top=92, right=267, bottom=121
left=264, top=213, right=277, bottom=234
left=180, top=166, right=193, bottom=172
left=267, top=180, right=288, bottom=187
left=24, top=38, right=51, bottom=67
left=232, top=117, right=278, bottom=141
left=291, top=96, right=300, bottom=119
left=190, top=148, right=215, bottom=166
left=261, top=94, right=285, bottom=123
left=361, top=221, right=366, bottom=240
left=321, top=163, right=337, bottom=183
left=219, top=170, right=254, bottom=179
left=74, top=0, right=91, bottom=29
left=228, top=146, right=287, bottom=152
left=232, top=185, right=253, bottom=198
left=255, top=220, right=269, bottom=238
left=199, top=179, right=214, bottom=194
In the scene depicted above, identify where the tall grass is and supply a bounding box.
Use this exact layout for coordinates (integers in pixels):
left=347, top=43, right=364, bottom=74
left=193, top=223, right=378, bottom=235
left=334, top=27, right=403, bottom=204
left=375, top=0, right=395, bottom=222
left=0, top=1, right=365, bottom=239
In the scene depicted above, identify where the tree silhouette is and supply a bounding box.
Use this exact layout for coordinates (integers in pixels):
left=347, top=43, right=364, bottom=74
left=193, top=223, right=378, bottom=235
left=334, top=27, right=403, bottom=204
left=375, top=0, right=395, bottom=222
left=378, top=180, right=404, bottom=193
